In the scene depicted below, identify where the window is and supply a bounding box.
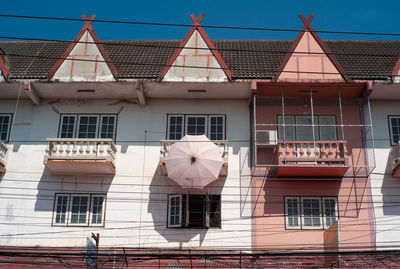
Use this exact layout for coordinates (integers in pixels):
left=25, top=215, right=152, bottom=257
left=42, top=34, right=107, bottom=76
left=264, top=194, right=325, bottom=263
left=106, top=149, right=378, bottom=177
left=278, top=115, right=337, bottom=141
left=301, top=197, right=322, bottom=229
left=323, top=197, right=338, bottom=228
left=388, top=116, right=400, bottom=145
left=186, top=116, right=207, bottom=135
left=77, top=116, right=98, bottom=138
left=209, top=116, right=225, bottom=140
left=285, top=196, right=337, bottom=230
left=0, top=114, right=12, bottom=142
left=285, top=197, right=300, bottom=229
left=167, top=114, right=225, bottom=140
left=167, top=194, right=221, bottom=229
left=168, top=116, right=184, bottom=140
left=59, top=114, right=117, bottom=140
left=54, top=195, right=69, bottom=224
left=53, top=193, right=106, bottom=226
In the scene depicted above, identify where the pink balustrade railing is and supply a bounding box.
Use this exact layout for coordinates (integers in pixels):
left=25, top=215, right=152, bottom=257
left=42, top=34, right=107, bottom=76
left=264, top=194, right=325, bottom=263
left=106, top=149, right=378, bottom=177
left=277, top=140, right=347, bottom=166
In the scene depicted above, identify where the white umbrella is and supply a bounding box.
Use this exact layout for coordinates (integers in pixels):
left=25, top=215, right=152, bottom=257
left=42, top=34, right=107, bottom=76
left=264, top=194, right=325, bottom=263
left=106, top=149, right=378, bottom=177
left=165, top=135, right=224, bottom=189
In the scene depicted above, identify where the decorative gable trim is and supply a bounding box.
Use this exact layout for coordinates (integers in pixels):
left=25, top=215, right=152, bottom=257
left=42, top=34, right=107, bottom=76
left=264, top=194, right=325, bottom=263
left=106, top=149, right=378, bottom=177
left=48, top=15, right=118, bottom=81
left=0, top=55, right=8, bottom=81
left=392, top=58, right=400, bottom=82
left=160, top=14, right=231, bottom=81
left=276, top=14, right=349, bottom=82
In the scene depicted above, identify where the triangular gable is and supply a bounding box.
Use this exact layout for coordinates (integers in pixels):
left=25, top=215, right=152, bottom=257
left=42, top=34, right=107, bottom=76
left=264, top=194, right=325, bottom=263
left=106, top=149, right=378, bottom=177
left=276, top=14, right=349, bottom=82
left=0, top=55, right=8, bottom=82
left=392, top=58, right=400, bottom=83
left=48, top=15, right=118, bottom=82
left=160, top=14, right=231, bottom=82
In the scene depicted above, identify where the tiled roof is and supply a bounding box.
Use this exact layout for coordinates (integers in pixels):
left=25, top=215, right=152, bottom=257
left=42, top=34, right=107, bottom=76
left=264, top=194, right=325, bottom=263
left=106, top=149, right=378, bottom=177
left=0, top=39, right=399, bottom=80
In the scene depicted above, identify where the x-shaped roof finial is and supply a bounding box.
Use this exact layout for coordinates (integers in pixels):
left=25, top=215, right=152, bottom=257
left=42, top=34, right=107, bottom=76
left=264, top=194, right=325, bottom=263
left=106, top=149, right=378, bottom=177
left=81, top=14, right=96, bottom=28
left=299, top=14, right=314, bottom=30
left=189, top=14, right=205, bottom=27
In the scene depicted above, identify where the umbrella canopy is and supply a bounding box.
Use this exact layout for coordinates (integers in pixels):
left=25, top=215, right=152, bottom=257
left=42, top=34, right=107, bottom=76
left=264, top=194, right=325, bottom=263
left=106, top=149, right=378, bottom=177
left=164, top=135, right=224, bottom=189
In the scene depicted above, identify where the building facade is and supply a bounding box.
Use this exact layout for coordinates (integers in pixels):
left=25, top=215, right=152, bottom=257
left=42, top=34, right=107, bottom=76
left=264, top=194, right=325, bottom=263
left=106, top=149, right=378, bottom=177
left=0, top=13, right=399, bottom=257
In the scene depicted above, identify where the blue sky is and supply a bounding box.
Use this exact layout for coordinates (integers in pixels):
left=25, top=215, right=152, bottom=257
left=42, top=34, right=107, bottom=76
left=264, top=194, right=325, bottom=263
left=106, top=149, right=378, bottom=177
left=0, top=0, right=399, bottom=41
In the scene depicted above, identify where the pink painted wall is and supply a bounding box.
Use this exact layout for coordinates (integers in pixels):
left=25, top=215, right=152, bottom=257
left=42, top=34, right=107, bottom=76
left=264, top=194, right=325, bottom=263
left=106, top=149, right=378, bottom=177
left=252, top=97, right=374, bottom=251
left=251, top=178, right=375, bottom=251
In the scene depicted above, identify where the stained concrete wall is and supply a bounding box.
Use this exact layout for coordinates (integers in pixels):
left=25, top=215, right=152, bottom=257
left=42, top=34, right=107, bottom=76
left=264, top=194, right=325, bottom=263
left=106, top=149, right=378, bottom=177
left=163, top=30, right=228, bottom=82
left=0, top=98, right=252, bottom=249
left=51, top=30, right=115, bottom=82
left=370, top=100, right=400, bottom=250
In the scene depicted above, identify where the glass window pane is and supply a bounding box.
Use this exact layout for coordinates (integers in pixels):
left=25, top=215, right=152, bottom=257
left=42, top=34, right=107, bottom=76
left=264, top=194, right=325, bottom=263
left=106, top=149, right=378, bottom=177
left=100, top=116, right=116, bottom=139
left=286, top=198, right=300, bottom=228
left=168, top=116, right=183, bottom=140
left=391, top=117, right=400, bottom=144
left=70, top=196, right=89, bottom=224
left=323, top=198, right=337, bottom=229
left=0, top=115, right=12, bottom=142
left=209, top=116, right=224, bottom=140
left=169, top=195, right=181, bottom=226
left=296, top=116, right=317, bottom=141
left=55, top=195, right=69, bottom=224
left=302, top=198, right=321, bottom=228
left=278, top=116, right=295, bottom=140
left=319, top=116, right=337, bottom=141
left=91, top=196, right=105, bottom=225
left=187, top=116, right=206, bottom=136
left=78, top=116, right=98, bottom=138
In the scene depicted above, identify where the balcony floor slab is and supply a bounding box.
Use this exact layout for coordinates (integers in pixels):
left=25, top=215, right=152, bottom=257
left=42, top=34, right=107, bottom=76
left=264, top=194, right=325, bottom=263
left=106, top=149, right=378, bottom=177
left=277, top=165, right=349, bottom=178
left=44, top=160, right=116, bottom=175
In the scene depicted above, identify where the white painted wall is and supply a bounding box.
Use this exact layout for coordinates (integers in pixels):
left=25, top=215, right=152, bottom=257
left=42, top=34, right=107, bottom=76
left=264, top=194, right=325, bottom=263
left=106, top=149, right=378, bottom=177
left=370, top=100, right=400, bottom=250
left=0, top=98, right=252, bottom=249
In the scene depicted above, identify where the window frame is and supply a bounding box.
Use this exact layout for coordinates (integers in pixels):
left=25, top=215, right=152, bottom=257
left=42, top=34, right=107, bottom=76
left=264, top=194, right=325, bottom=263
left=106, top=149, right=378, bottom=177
left=388, top=115, right=400, bottom=146
left=301, top=197, right=323, bottom=230
left=167, top=194, right=183, bottom=228
left=52, top=194, right=70, bottom=226
left=69, top=194, right=91, bottom=226
left=59, top=114, right=77, bottom=139
left=166, top=114, right=226, bottom=140
left=90, top=195, right=106, bottom=226
left=209, top=115, right=225, bottom=141
left=52, top=193, right=106, bottom=227
left=285, top=197, right=301, bottom=229
left=322, top=197, right=338, bottom=229
left=77, top=115, right=99, bottom=139
left=167, top=194, right=221, bottom=229
left=0, top=113, right=13, bottom=143
left=277, top=115, right=337, bottom=141
left=57, top=113, right=118, bottom=140
left=284, top=196, right=338, bottom=230
left=185, top=115, right=208, bottom=136
left=167, top=115, right=184, bottom=140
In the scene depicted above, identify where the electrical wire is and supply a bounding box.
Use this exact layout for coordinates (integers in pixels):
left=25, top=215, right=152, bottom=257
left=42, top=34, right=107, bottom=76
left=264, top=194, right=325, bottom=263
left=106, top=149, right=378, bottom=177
left=0, top=13, right=400, bottom=37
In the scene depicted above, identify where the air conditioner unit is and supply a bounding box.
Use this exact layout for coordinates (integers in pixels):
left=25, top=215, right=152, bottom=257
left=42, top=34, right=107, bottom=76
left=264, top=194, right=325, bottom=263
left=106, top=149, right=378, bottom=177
left=256, top=130, right=277, bottom=146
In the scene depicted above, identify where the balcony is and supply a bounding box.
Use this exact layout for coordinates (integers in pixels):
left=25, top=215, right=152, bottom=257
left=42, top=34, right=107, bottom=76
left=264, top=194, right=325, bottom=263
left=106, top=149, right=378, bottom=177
left=390, top=143, right=400, bottom=178
left=0, top=141, right=7, bottom=172
left=252, top=82, right=375, bottom=178
left=276, top=140, right=349, bottom=177
left=44, top=138, right=117, bottom=175
left=159, top=140, right=229, bottom=177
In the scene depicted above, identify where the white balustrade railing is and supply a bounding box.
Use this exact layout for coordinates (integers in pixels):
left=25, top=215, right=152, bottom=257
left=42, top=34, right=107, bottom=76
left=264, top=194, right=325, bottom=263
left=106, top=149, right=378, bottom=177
left=0, top=141, right=7, bottom=168
left=160, top=140, right=229, bottom=163
left=390, top=142, right=400, bottom=176
left=45, top=138, right=117, bottom=165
